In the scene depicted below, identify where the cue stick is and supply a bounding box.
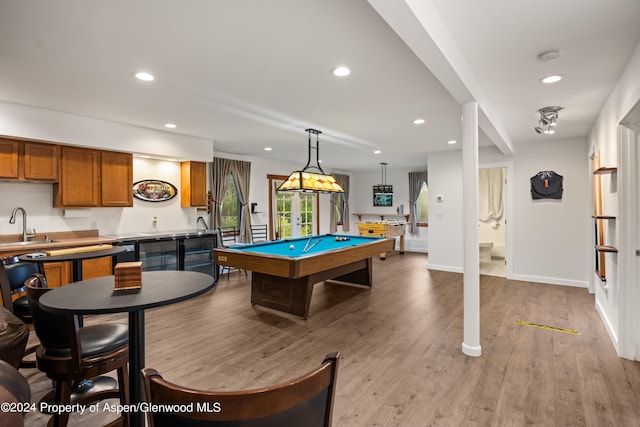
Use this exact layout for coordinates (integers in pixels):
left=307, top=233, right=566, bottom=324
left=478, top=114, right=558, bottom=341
left=303, top=237, right=322, bottom=253
left=302, top=236, right=314, bottom=252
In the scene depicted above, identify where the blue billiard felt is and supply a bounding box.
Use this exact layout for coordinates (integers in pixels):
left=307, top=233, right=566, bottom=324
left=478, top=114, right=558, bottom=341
left=234, top=234, right=382, bottom=258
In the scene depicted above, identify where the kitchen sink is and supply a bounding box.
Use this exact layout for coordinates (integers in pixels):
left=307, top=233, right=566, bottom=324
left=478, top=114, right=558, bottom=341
left=0, top=239, right=56, bottom=247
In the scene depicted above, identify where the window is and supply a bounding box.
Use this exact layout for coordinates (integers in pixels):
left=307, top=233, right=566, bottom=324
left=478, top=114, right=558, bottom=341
left=221, top=174, right=240, bottom=228
left=416, top=182, right=428, bottom=224
left=276, top=192, right=292, bottom=239
left=335, top=194, right=344, bottom=225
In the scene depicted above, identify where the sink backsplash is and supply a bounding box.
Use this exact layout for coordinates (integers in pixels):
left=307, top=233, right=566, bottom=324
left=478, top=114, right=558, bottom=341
left=0, top=158, right=209, bottom=237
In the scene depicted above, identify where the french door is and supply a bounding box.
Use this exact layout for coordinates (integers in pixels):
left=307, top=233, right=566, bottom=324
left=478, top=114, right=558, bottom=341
left=270, top=176, right=317, bottom=239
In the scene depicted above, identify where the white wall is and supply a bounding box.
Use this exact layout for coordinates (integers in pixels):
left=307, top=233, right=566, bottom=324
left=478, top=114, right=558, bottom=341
left=0, top=101, right=212, bottom=160
left=350, top=166, right=428, bottom=253
left=587, top=40, right=640, bottom=359
left=508, top=138, right=590, bottom=287
left=427, top=138, right=590, bottom=288
left=426, top=150, right=464, bottom=271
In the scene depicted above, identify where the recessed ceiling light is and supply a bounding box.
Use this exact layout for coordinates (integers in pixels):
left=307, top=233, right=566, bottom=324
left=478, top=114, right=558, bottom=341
left=373, top=150, right=382, bottom=154
left=331, top=66, right=351, bottom=77
left=164, top=123, right=176, bottom=129
left=134, top=71, right=154, bottom=81
left=447, top=140, right=457, bottom=145
left=264, top=147, right=272, bottom=151
left=540, top=74, right=563, bottom=84
left=413, top=118, right=425, bottom=125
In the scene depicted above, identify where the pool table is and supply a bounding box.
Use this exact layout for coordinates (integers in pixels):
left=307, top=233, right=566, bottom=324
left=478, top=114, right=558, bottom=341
left=214, top=234, right=394, bottom=318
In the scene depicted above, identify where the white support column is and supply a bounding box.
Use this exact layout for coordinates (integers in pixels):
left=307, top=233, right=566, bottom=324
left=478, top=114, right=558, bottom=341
left=462, top=102, right=481, bottom=357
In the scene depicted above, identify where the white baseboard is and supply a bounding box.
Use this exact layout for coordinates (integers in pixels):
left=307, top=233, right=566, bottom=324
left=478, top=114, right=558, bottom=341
left=510, top=273, right=588, bottom=288
left=595, top=298, right=620, bottom=355
left=427, top=264, right=463, bottom=274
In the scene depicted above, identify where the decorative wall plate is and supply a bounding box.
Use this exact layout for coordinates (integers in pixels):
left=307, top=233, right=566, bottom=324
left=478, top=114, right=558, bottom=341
left=530, top=171, right=563, bottom=200
left=133, top=180, right=178, bottom=202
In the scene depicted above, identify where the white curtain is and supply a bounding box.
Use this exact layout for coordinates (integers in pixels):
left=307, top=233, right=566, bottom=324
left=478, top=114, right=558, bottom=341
left=478, top=168, right=504, bottom=222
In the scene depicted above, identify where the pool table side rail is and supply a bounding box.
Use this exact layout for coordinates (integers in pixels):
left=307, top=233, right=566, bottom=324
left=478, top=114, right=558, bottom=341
left=214, top=237, right=394, bottom=279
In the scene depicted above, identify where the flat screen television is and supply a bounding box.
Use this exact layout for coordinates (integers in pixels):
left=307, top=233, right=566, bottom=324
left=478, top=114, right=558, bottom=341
left=373, top=185, right=393, bottom=207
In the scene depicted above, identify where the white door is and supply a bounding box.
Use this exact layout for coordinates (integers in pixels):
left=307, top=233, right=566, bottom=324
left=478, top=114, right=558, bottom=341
left=272, top=180, right=317, bottom=239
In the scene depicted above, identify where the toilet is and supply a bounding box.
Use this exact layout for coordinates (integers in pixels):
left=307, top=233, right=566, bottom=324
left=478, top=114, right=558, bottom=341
left=479, top=241, right=493, bottom=263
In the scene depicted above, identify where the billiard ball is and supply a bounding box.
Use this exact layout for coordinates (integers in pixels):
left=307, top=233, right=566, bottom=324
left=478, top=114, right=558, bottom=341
left=289, top=244, right=294, bottom=250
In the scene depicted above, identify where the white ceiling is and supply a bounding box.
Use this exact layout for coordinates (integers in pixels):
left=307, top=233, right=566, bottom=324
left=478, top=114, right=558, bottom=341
left=1, top=0, right=639, bottom=171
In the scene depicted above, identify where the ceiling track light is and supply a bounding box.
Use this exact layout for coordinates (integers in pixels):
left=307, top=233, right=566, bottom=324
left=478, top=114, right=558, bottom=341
left=534, top=106, right=563, bottom=135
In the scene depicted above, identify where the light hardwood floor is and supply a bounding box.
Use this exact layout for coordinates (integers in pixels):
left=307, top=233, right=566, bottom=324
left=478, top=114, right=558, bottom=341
left=22, top=252, right=640, bottom=426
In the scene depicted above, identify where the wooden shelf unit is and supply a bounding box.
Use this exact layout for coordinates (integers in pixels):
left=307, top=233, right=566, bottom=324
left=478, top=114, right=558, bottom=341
left=592, top=161, right=617, bottom=281
left=593, top=167, right=618, bottom=175
left=353, top=213, right=409, bottom=222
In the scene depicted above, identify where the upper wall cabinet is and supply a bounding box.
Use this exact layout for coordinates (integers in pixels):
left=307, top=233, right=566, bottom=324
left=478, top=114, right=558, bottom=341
left=0, top=138, right=59, bottom=182
left=24, top=142, right=59, bottom=181
left=101, top=151, right=133, bottom=207
left=54, top=147, right=133, bottom=208
left=54, top=146, right=100, bottom=207
left=181, top=161, right=207, bottom=207
left=0, top=138, right=19, bottom=179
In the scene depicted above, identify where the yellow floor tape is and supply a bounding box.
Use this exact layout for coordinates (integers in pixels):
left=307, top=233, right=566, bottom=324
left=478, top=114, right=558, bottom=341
left=515, top=320, right=579, bottom=334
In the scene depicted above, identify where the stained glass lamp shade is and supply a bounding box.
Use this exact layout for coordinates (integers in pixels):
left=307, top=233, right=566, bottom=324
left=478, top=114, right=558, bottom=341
left=277, top=129, right=344, bottom=193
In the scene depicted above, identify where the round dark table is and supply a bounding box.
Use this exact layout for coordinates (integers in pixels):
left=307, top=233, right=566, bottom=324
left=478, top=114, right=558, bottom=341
left=38, top=270, right=216, bottom=427
left=19, top=246, right=126, bottom=282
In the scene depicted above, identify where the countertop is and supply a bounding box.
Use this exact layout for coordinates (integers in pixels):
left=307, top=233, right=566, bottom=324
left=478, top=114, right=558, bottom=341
left=103, top=229, right=217, bottom=242
left=0, top=229, right=218, bottom=256
left=0, top=236, right=116, bottom=256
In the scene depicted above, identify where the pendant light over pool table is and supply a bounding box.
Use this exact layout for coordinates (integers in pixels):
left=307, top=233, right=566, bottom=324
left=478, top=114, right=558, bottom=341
left=276, top=128, right=345, bottom=193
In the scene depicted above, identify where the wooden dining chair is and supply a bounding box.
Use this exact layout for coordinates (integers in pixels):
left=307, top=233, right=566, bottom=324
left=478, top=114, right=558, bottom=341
left=250, top=224, right=268, bottom=243
left=142, top=352, right=340, bottom=427
left=25, top=274, right=130, bottom=427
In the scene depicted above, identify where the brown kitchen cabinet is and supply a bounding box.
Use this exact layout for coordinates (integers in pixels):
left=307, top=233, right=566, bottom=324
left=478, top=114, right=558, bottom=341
left=43, top=262, right=72, bottom=288
left=41, top=258, right=112, bottom=287
left=82, top=256, right=113, bottom=280
left=181, top=161, right=207, bottom=207
left=55, top=147, right=133, bottom=208
left=0, top=138, right=58, bottom=181
left=101, top=151, right=133, bottom=207
left=54, top=146, right=100, bottom=207
left=24, top=142, right=59, bottom=181
left=0, top=138, right=19, bottom=179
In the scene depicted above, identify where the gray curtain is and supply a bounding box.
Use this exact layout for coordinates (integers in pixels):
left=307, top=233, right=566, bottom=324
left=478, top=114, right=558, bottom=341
left=209, top=157, right=251, bottom=242
left=408, top=171, right=428, bottom=234
left=210, top=157, right=233, bottom=230
left=230, top=160, right=251, bottom=243
left=329, top=173, right=350, bottom=233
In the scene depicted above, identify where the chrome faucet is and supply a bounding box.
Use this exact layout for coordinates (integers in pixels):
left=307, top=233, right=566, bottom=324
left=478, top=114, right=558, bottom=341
left=9, top=207, right=35, bottom=242
left=197, top=216, right=209, bottom=231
